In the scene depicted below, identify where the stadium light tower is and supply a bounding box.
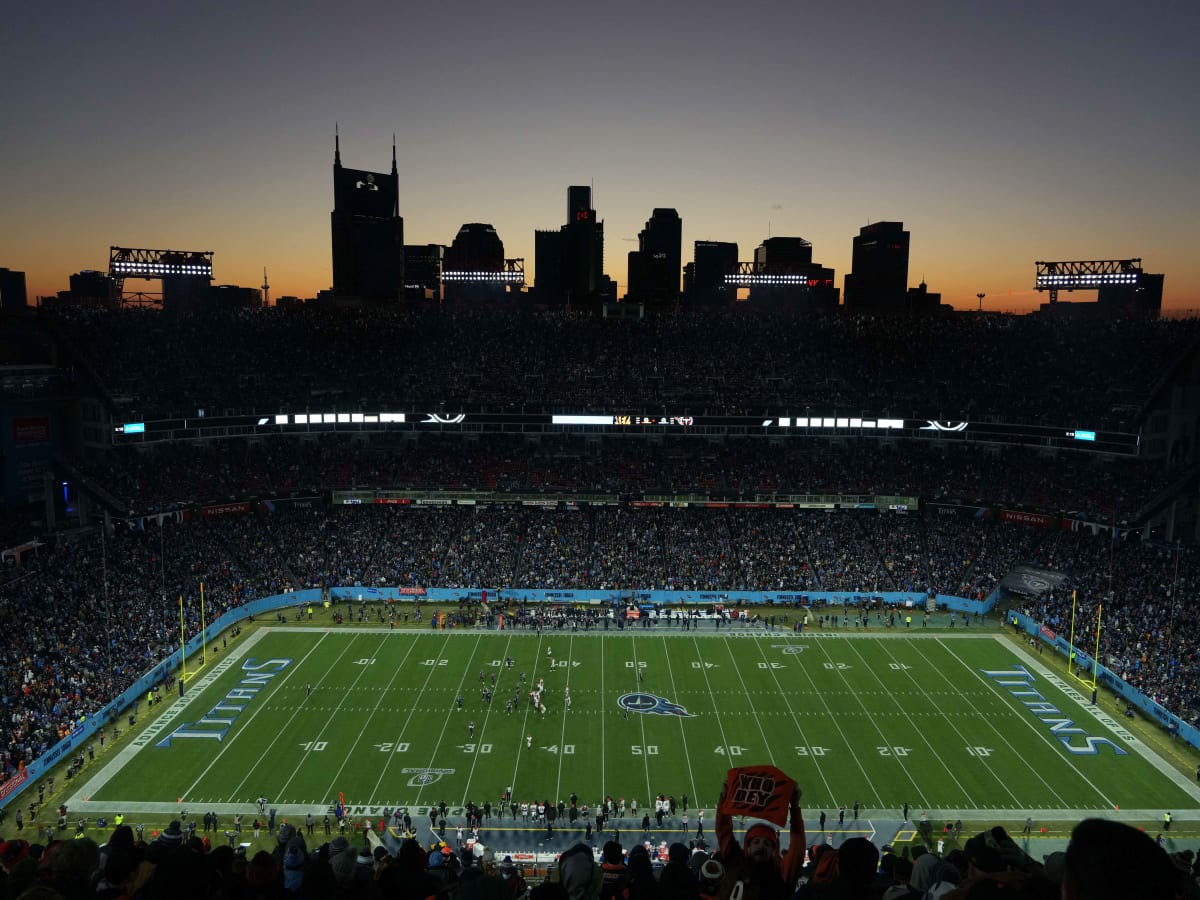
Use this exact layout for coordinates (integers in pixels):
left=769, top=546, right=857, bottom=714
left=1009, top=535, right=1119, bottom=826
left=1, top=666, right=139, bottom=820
left=108, top=246, right=215, bottom=306
left=1034, top=258, right=1142, bottom=305
left=976, top=292, right=985, bottom=312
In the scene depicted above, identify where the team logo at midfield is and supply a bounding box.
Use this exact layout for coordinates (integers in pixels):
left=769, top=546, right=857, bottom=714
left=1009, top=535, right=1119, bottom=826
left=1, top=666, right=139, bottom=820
left=618, top=693, right=696, bottom=718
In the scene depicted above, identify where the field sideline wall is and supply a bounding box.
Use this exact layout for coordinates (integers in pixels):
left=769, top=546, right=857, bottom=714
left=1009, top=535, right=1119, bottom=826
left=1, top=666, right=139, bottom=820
left=331, top=586, right=989, bottom=609
left=1013, top=612, right=1200, bottom=750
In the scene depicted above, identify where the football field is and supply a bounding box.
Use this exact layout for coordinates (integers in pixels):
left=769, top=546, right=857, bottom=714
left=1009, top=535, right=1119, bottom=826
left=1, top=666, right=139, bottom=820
left=71, top=626, right=1200, bottom=824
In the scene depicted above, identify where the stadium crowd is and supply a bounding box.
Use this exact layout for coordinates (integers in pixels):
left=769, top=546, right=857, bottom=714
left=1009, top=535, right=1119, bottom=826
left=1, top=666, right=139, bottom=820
left=74, top=435, right=1177, bottom=524
left=1020, top=533, right=1200, bottom=717
left=0, top=786, right=1196, bottom=899
left=44, top=306, right=1200, bottom=430
left=3, top=502, right=1200, bottom=789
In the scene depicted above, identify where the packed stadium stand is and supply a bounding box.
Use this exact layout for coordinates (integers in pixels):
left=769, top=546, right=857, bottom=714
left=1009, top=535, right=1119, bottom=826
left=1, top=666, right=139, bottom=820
left=3, top=307, right=1200, bottom=897
left=42, top=307, right=1200, bottom=428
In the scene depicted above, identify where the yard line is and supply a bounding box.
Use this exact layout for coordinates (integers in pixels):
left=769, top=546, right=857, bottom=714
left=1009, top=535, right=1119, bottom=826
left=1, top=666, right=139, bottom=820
left=187, top=632, right=337, bottom=801
left=769, top=637, right=887, bottom=807
left=257, top=634, right=394, bottom=802
left=413, top=633, right=484, bottom=809
left=318, top=633, right=423, bottom=805
left=462, top=633, right=517, bottom=804
left=367, top=631, right=456, bottom=806
left=688, top=636, right=741, bottom=763
left=746, top=639, right=838, bottom=804
left=808, top=638, right=931, bottom=807
left=927, top=637, right=1114, bottom=808
left=553, top=634, right=575, bottom=804
left=630, top=635, right=653, bottom=805
left=506, top=632, right=545, bottom=805
left=717, top=636, right=781, bottom=769
left=883, top=638, right=1060, bottom=806
left=873, top=643, right=1022, bottom=801
left=838, top=638, right=977, bottom=805
left=659, top=635, right=698, bottom=805
left=600, top=633, right=606, bottom=803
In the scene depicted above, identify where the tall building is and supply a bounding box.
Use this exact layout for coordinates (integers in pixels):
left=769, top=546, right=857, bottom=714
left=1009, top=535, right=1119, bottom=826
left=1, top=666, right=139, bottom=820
left=404, top=244, right=445, bottom=301
left=755, top=237, right=812, bottom=269
left=330, top=133, right=404, bottom=301
left=627, top=208, right=682, bottom=303
left=1098, top=273, right=1164, bottom=319
left=443, top=223, right=510, bottom=304
left=534, top=186, right=605, bottom=304
left=0, top=268, right=28, bottom=310
left=687, top=241, right=738, bottom=305
left=843, top=221, right=909, bottom=312
left=534, top=229, right=566, bottom=299
left=743, top=237, right=837, bottom=309
left=68, top=271, right=116, bottom=305
left=567, top=186, right=592, bottom=222
left=206, top=285, right=263, bottom=310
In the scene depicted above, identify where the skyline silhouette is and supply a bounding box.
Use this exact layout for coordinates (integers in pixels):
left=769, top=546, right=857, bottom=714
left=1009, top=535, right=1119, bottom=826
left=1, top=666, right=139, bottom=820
left=2, top=1, right=1196, bottom=311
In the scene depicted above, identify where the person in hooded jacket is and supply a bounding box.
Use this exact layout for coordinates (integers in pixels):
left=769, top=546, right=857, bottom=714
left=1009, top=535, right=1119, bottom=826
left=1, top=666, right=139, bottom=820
left=796, top=837, right=879, bottom=900
left=658, top=843, right=700, bottom=900
left=625, top=844, right=656, bottom=900
left=282, top=837, right=308, bottom=894
left=558, top=841, right=600, bottom=900
left=375, top=838, right=443, bottom=900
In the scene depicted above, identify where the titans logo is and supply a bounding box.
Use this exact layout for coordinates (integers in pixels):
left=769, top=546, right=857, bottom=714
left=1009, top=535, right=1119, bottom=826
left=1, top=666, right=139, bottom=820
left=618, top=692, right=696, bottom=717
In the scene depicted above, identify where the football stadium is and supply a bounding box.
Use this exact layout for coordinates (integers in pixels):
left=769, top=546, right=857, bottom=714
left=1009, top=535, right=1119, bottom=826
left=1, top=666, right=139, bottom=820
left=4, top=305, right=1200, bottom=899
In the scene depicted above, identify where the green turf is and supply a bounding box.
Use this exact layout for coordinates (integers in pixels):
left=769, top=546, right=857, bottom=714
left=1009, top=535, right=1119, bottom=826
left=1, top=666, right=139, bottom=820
left=73, top=626, right=1199, bottom=820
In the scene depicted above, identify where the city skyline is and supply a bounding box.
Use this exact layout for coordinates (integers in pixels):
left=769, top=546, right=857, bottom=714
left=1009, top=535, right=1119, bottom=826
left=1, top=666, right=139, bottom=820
left=2, top=1, right=1197, bottom=312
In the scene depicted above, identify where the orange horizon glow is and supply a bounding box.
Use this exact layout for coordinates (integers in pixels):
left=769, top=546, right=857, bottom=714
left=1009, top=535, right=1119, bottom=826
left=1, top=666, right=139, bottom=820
left=4, top=4, right=1197, bottom=315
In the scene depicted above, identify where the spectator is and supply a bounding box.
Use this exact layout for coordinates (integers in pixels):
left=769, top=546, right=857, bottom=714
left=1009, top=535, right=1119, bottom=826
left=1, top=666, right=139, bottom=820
left=557, top=841, right=599, bottom=900
left=1061, top=818, right=1180, bottom=900
left=716, top=777, right=806, bottom=899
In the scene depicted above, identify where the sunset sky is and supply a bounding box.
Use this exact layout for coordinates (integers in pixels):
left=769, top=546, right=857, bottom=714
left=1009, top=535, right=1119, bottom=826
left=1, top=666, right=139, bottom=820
left=2, top=0, right=1197, bottom=312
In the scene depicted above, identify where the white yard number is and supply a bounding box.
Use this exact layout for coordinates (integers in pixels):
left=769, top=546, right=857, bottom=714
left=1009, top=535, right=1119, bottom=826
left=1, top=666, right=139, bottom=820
left=888, top=663, right=911, bottom=670
left=631, top=745, right=659, bottom=755
left=714, top=746, right=746, bottom=756
left=757, top=662, right=784, bottom=669
left=462, top=743, right=493, bottom=754
left=625, top=661, right=647, bottom=668
left=421, top=659, right=449, bottom=666
left=550, top=660, right=569, bottom=668
left=823, top=662, right=850, bottom=670
left=877, top=746, right=911, bottom=757
left=794, top=746, right=828, bottom=756
left=374, top=742, right=411, bottom=753
left=966, top=746, right=994, bottom=757
left=691, top=662, right=717, bottom=669
left=353, top=658, right=376, bottom=665
left=299, top=741, right=327, bottom=752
